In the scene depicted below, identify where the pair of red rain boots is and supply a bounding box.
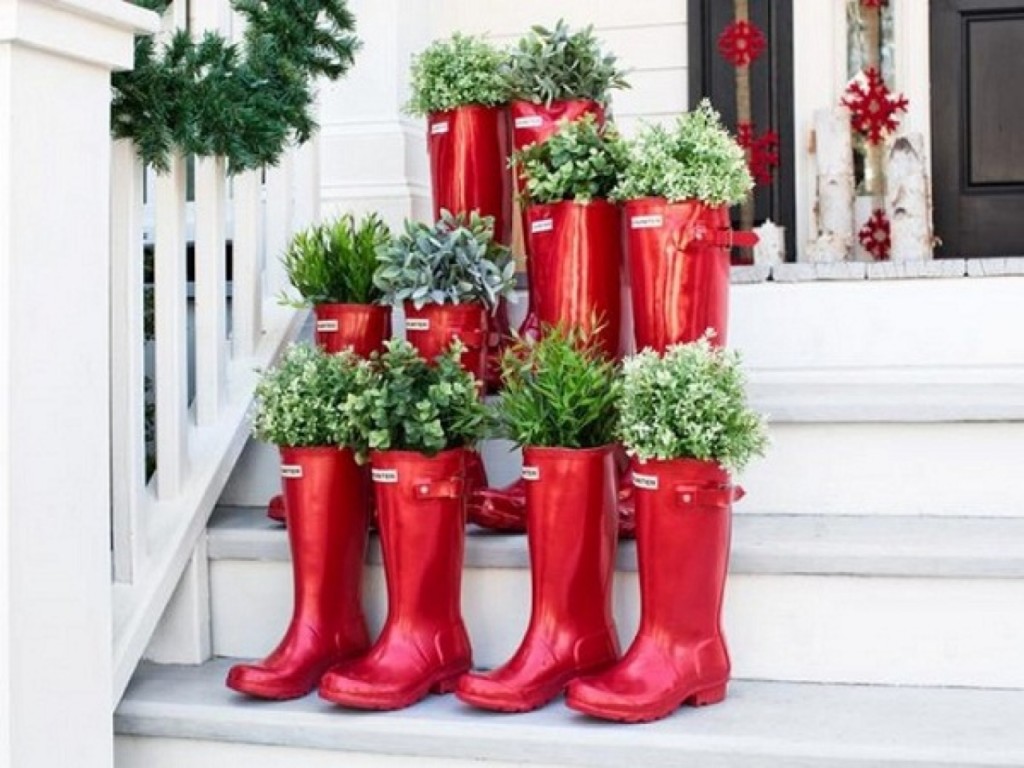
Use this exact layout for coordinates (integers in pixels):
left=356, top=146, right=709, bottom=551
left=228, top=448, right=472, bottom=709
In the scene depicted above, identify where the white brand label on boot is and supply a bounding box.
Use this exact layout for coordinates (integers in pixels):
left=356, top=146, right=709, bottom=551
left=630, top=215, right=664, bottom=230
left=372, top=468, right=399, bottom=484
left=430, top=121, right=449, bottom=135
left=405, top=318, right=431, bottom=332
left=315, top=319, right=339, bottom=333
left=530, top=219, right=554, bottom=234
left=281, top=465, right=303, bottom=479
left=521, top=466, right=541, bottom=481
left=633, top=473, right=659, bottom=491
left=514, top=115, right=544, bottom=129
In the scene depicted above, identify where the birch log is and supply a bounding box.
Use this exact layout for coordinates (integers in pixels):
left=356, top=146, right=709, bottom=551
left=886, top=133, right=934, bottom=261
left=810, top=108, right=855, bottom=262
left=753, top=220, right=785, bottom=265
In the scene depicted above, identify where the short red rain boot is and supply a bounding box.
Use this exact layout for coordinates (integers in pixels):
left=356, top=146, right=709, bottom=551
left=567, top=458, right=740, bottom=723
left=404, top=302, right=488, bottom=385
left=228, top=447, right=371, bottom=699
left=457, top=446, right=620, bottom=712
left=319, top=449, right=472, bottom=710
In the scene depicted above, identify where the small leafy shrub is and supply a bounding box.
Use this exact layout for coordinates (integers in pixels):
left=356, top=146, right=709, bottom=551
left=407, top=33, right=509, bottom=115
left=496, top=326, right=619, bottom=449
left=374, top=210, right=516, bottom=312
left=505, top=20, right=629, bottom=107
left=343, top=339, right=489, bottom=455
left=613, top=100, right=753, bottom=206
left=618, top=337, right=767, bottom=470
left=514, top=114, right=628, bottom=204
left=281, top=213, right=390, bottom=306
left=252, top=343, right=366, bottom=450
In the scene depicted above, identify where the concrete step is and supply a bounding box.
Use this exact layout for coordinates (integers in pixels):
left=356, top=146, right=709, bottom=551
left=207, top=507, right=1024, bottom=689
left=115, top=658, right=1024, bottom=768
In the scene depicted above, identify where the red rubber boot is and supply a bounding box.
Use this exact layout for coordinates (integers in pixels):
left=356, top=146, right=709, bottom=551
left=404, top=302, right=488, bottom=384
left=566, top=458, right=740, bottom=723
left=457, top=446, right=620, bottom=712
left=319, top=449, right=472, bottom=710
left=228, top=447, right=370, bottom=699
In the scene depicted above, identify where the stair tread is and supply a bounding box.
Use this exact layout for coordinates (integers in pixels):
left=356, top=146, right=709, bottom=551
left=208, top=506, right=1024, bottom=579
left=116, top=659, right=1024, bottom=767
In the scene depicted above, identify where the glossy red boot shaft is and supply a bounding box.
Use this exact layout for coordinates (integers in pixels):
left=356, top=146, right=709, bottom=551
left=228, top=447, right=370, bottom=699
left=404, top=302, right=489, bottom=385
left=567, top=458, right=738, bottom=723
left=313, top=303, right=391, bottom=356
left=457, top=446, right=620, bottom=712
left=319, top=449, right=472, bottom=710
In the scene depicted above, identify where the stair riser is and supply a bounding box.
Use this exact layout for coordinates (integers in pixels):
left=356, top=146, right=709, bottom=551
left=211, top=560, right=1024, bottom=689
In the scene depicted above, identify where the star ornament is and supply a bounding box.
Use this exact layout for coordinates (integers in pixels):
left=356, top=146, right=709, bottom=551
left=841, top=68, right=909, bottom=145
left=737, top=122, right=780, bottom=185
left=859, top=209, right=892, bottom=260
left=717, top=20, right=767, bottom=67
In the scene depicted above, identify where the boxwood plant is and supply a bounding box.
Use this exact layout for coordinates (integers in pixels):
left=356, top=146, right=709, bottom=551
left=374, top=210, right=516, bottom=312
left=495, top=325, right=619, bottom=449
left=613, top=100, right=754, bottom=206
left=504, top=20, right=629, bottom=107
left=617, top=336, right=767, bottom=471
left=407, top=33, right=509, bottom=116
left=514, top=114, right=628, bottom=204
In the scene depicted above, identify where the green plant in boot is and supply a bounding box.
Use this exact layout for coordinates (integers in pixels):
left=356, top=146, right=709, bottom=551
left=407, top=33, right=509, bottom=116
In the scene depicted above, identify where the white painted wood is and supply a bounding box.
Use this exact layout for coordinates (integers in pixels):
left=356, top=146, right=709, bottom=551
left=887, top=133, right=934, bottom=262
left=144, top=539, right=212, bottom=665
left=231, top=170, right=263, bottom=358
left=153, top=153, right=190, bottom=499
left=291, top=135, right=321, bottom=231
left=110, top=140, right=148, bottom=584
left=194, top=156, right=228, bottom=426
left=893, top=0, right=932, bottom=160
left=263, top=154, right=294, bottom=298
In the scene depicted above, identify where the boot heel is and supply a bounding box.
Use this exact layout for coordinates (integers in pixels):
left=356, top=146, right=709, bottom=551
left=430, top=672, right=464, bottom=695
left=687, top=683, right=727, bottom=707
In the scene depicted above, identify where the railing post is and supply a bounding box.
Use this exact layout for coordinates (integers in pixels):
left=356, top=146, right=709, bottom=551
left=0, top=3, right=159, bottom=768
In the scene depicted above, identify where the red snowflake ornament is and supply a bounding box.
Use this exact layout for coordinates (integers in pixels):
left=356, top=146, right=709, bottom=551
left=841, top=68, right=909, bottom=145
left=737, top=122, right=780, bottom=185
left=859, top=209, right=891, bottom=260
left=718, top=20, right=767, bottom=67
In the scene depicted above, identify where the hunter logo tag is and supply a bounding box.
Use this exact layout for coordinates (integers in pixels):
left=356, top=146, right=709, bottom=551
left=514, top=115, right=544, bottom=129
left=630, top=215, right=664, bottom=230
left=372, top=468, right=399, bottom=484
left=405, top=318, right=431, bottom=332
left=521, top=466, right=541, bottom=481
left=531, top=219, right=554, bottom=234
left=633, top=473, right=659, bottom=491
left=315, top=319, right=339, bottom=333
left=281, top=465, right=303, bottom=480
left=430, top=121, right=450, bottom=135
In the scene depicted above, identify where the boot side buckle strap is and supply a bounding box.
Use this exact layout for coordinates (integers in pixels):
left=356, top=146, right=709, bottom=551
left=694, top=226, right=760, bottom=249
left=413, top=477, right=465, bottom=499
left=674, top=484, right=743, bottom=509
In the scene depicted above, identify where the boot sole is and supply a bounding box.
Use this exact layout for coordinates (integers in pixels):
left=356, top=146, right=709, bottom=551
left=566, top=682, right=728, bottom=724
left=320, top=665, right=469, bottom=711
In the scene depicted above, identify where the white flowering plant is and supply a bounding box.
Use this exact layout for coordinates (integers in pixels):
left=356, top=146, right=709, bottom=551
left=612, top=100, right=754, bottom=206
left=407, top=33, right=509, bottom=116
left=618, top=337, right=767, bottom=470
left=252, top=343, right=366, bottom=450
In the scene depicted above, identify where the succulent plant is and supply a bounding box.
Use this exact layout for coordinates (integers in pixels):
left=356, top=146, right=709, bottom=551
left=407, top=33, right=509, bottom=116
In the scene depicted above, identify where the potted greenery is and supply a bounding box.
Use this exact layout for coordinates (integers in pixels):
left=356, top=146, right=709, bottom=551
left=408, top=33, right=512, bottom=245
left=567, top=338, right=767, bottom=723
left=456, top=326, right=621, bottom=713
left=612, top=100, right=755, bottom=352
left=318, top=339, right=489, bottom=711
left=226, top=344, right=371, bottom=701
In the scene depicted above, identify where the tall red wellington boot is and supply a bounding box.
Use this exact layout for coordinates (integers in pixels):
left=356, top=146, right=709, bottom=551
left=457, top=446, right=620, bottom=712
left=566, top=458, right=741, bottom=723
left=319, top=449, right=472, bottom=710
left=266, top=304, right=390, bottom=523
left=228, top=447, right=370, bottom=699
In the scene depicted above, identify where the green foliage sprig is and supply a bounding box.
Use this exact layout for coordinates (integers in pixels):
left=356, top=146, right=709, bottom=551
left=343, top=339, right=489, bottom=456
left=252, top=343, right=367, bottom=449
left=496, top=326, right=619, bottom=449
left=505, top=20, right=629, bottom=107
left=515, top=114, right=628, bottom=204
left=281, top=213, right=390, bottom=306
left=613, top=100, right=754, bottom=206
left=113, top=0, right=360, bottom=173
left=374, top=211, right=516, bottom=312
left=407, top=33, right=509, bottom=116
left=618, top=337, right=767, bottom=470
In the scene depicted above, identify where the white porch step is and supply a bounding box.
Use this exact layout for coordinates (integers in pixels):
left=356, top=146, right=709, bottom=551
left=207, top=507, right=1024, bottom=689
left=115, top=659, right=1024, bottom=768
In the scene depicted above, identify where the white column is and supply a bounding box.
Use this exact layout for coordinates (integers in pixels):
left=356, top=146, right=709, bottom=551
left=0, top=3, right=158, bottom=768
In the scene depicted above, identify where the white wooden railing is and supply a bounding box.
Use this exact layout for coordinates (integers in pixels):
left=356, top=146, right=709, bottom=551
left=106, top=0, right=319, bottom=702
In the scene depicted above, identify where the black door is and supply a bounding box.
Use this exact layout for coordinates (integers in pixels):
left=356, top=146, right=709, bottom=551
left=932, top=0, right=1024, bottom=258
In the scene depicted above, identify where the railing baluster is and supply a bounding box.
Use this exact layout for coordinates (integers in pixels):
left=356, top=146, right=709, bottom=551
left=194, top=158, right=228, bottom=425
left=232, top=170, right=263, bottom=358
left=110, top=140, right=148, bottom=583
left=264, top=155, right=295, bottom=299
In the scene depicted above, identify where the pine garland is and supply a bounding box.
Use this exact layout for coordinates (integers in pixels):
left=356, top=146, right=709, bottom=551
left=112, top=0, right=359, bottom=174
